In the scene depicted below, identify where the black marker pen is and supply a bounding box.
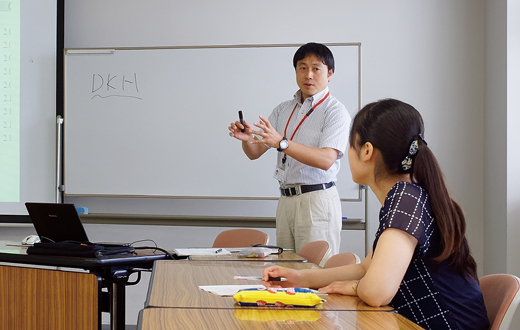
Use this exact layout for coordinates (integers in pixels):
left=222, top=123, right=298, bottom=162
left=238, top=110, right=245, bottom=132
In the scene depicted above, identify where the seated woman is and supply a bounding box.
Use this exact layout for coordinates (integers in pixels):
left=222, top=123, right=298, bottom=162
left=262, top=99, right=489, bottom=330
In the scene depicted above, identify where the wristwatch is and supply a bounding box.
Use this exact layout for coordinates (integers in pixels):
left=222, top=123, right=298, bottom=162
left=277, top=137, right=289, bottom=152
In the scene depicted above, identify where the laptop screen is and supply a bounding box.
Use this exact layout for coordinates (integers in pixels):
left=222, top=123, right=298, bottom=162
left=25, top=202, right=89, bottom=243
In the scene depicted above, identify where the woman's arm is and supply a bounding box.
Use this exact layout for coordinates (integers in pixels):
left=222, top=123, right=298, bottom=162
left=263, top=228, right=416, bottom=307
left=262, top=257, right=368, bottom=289
left=318, top=228, right=416, bottom=307
left=357, top=228, right=417, bottom=306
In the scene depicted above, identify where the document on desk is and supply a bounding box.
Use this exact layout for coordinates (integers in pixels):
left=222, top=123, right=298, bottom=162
left=200, top=285, right=265, bottom=296
left=172, top=248, right=231, bottom=256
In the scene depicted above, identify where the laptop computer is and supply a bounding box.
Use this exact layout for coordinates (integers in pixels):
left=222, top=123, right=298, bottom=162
left=24, top=202, right=134, bottom=258
left=25, top=202, right=90, bottom=243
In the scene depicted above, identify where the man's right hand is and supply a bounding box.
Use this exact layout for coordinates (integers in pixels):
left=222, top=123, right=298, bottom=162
left=228, top=119, right=249, bottom=141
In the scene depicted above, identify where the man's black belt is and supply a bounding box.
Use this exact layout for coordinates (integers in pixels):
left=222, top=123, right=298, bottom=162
left=280, top=182, right=335, bottom=197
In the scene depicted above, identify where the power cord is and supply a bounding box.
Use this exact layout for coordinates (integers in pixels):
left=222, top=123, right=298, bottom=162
left=130, top=239, right=178, bottom=260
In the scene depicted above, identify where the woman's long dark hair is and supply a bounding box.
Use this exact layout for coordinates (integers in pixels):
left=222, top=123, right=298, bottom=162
left=350, top=99, right=478, bottom=281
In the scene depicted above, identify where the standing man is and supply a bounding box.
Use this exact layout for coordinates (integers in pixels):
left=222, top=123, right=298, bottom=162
left=228, top=42, right=351, bottom=255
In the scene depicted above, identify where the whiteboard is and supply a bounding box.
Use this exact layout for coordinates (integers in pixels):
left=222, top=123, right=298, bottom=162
left=63, top=44, right=360, bottom=199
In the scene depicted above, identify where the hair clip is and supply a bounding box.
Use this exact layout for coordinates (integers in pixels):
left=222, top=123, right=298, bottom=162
left=401, top=157, right=413, bottom=171
left=408, top=139, right=419, bottom=155
left=401, top=140, right=419, bottom=171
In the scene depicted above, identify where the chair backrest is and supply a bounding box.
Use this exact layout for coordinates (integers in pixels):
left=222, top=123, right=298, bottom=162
left=212, top=229, right=269, bottom=248
left=323, top=252, right=361, bottom=268
left=298, top=240, right=330, bottom=267
left=480, top=273, right=520, bottom=330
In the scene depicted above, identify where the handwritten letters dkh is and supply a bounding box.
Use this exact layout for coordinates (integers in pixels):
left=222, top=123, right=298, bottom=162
left=91, top=73, right=142, bottom=100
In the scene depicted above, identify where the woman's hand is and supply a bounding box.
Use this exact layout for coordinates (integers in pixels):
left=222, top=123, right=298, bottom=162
left=261, top=265, right=304, bottom=288
left=318, top=280, right=360, bottom=296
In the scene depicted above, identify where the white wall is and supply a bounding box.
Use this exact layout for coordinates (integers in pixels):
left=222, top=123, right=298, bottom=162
left=484, top=0, right=508, bottom=276
left=484, top=0, right=520, bottom=280
left=506, top=0, right=520, bottom=327
left=506, top=0, right=520, bottom=276
left=3, top=0, right=503, bottom=326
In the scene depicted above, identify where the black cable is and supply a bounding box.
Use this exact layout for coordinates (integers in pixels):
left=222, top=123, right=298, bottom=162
left=39, top=236, right=56, bottom=243
left=129, top=239, right=158, bottom=247
left=133, top=246, right=178, bottom=260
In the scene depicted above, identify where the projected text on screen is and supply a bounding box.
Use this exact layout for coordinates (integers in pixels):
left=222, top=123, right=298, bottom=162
left=0, top=0, right=20, bottom=202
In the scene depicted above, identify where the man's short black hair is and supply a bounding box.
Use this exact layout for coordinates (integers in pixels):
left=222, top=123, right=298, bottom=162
left=293, top=42, right=335, bottom=72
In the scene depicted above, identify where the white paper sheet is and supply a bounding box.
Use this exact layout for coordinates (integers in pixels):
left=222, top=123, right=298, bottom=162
left=172, top=248, right=231, bottom=256
left=199, top=285, right=265, bottom=296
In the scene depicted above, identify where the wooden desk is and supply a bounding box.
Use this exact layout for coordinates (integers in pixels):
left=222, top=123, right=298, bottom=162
left=137, top=308, right=423, bottom=330
left=189, top=250, right=306, bottom=262
left=145, top=260, right=391, bottom=311
left=0, top=264, right=100, bottom=330
left=0, top=241, right=169, bottom=330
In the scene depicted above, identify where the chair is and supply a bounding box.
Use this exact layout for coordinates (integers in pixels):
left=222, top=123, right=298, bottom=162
left=480, top=274, right=520, bottom=330
left=323, top=252, right=361, bottom=268
left=297, top=240, right=331, bottom=267
left=212, top=229, right=269, bottom=248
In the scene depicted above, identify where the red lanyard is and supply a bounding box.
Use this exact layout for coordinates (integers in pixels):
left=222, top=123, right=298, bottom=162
left=283, top=91, right=330, bottom=140
left=281, top=92, right=329, bottom=164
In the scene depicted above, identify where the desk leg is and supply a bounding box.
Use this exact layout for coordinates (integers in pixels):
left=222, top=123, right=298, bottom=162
left=110, top=280, right=126, bottom=330
left=109, top=269, right=132, bottom=330
left=104, top=267, right=145, bottom=330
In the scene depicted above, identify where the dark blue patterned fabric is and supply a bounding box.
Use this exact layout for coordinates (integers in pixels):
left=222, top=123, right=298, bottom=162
left=373, top=182, right=489, bottom=330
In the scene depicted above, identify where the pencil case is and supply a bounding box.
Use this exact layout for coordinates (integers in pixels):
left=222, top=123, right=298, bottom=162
left=233, top=287, right=324, bottom=307
left=237, top=247, right=272, bottom=258
left=251, top=244, right=283, bottom=254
